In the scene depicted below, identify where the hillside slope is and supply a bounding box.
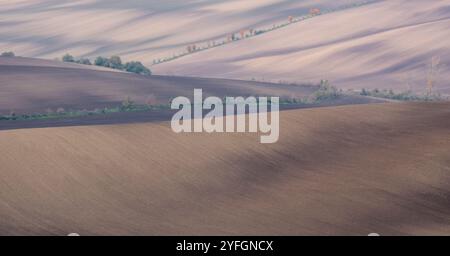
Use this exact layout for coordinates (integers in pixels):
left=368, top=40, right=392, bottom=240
left=0, top=57, right=326, bottom=115
left=0, top=102, right=449, bottom=235
left=154, top=0, right=450, bottom=94
left=0, top=0, right=360, bottom=65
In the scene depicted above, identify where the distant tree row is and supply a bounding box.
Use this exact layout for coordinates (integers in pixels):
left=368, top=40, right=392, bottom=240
left=62, top=54, right=91, bottom=65
left=153, top=6, right=326, bottom=65
left=62, top=54, right=151, bottom=75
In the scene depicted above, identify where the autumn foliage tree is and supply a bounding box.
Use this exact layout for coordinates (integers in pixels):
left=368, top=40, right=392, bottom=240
left=240, top=29, right=246, bottom=39
left=309, top=8, right=321, bottom=15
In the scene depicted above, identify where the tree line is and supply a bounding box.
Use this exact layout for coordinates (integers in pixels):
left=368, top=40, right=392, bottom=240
left=62, top=54, right=151, bottom=75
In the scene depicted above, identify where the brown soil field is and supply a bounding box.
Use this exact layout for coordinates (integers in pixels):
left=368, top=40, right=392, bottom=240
left=0, top=102, right=449, bottom=235
left=0, top=56, right=380, bottom=116
left=0, top=57, right=315, bottom=114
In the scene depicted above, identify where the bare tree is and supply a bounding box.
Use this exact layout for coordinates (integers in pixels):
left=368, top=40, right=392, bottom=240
left=427, top=56, right=441, bottom=95
left=240, top=29, right=246, bottom=39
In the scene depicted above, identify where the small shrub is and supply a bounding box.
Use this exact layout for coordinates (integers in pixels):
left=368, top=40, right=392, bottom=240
left=94, top=56, right=110, bottom=67
left=1, top=51, right=15, bottom=57
left=56, top=107, right=65, bottom=114
left=310, top=80, right=340, bottom=102
left=121, top=96, right=135, bottom=110
left=93, top=108, right=102, bottom=114
left=361, top=88, right=369, bottom=96
left=76, top=58, right=91, bottom=65
left=9, top=111, right=17, bottom=120
left=62, top=53, right=75, bottom=62
left=124, top=61, right=151, bottom=75
left=109, top=55, right=123, bottom=70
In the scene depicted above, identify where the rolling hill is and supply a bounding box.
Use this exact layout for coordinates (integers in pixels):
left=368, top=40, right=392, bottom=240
left=1, top=0, right=449, bottom=237
left=154, top=0, right=450, bottom=94
left=0, top=0, right=361, bottom=65
left=0, top=102, right=449, bottom=235
left=0, top=56, right=379, bottom=116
